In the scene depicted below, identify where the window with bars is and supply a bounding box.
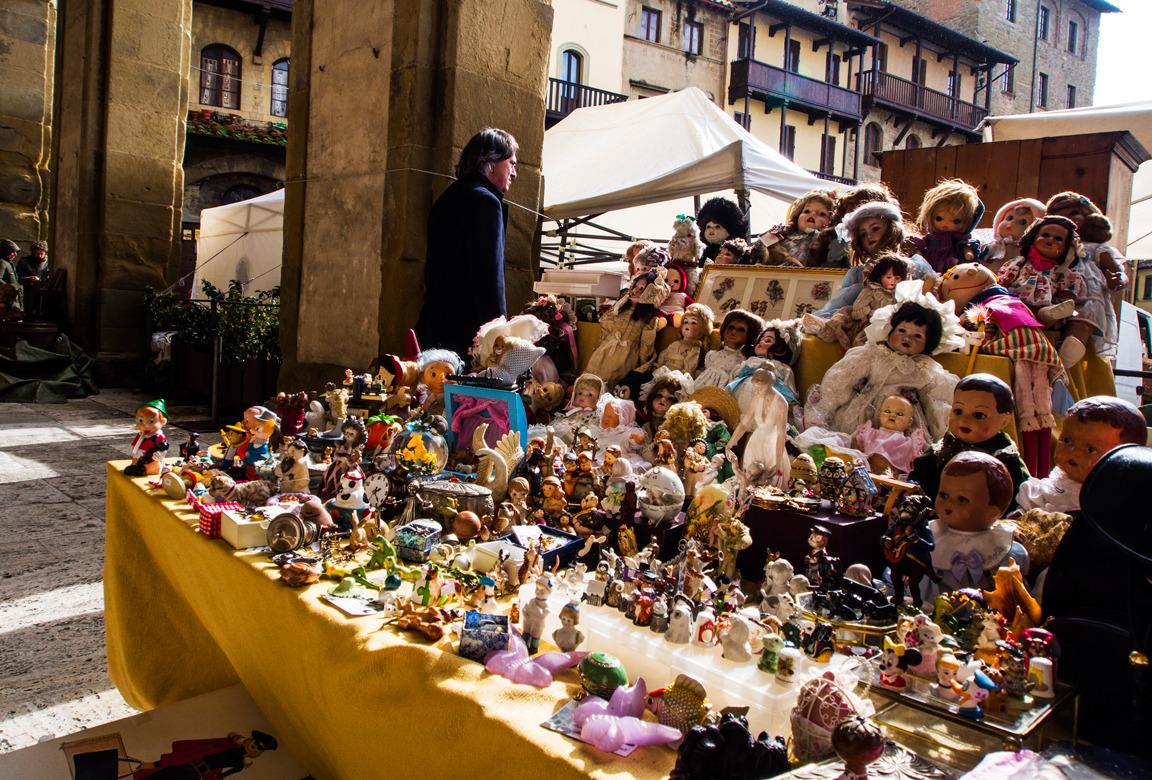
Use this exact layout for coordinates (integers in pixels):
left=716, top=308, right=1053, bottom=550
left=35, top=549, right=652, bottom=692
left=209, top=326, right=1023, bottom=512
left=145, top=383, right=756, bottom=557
left=641, top=7, right=661, bottom=43
left=200, top=44, right=241, bottom=109
left=684, top=20, right=703, bottom=55
left=271, top=58, right=289, bottom=117
left=819, top=133, right=837, bottom=175
left=781, top=124, right=796, bottom=160
left=1038, top=72, right=1049, bottom=107
left=785, top=39, right=801, bottom=73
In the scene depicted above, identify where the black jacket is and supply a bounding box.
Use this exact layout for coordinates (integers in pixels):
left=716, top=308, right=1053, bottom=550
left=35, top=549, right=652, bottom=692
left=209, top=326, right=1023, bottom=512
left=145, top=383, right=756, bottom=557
left=415, top=174, right=508, bottom=360
left=909, top=431, right=1030, bottom=510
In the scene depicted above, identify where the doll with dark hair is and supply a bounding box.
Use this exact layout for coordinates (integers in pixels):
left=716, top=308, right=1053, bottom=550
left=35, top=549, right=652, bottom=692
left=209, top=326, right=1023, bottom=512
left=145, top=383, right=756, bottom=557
left=928, top=451, right=1029, bottom=593
left=584, top=268, right=670, bottom=386
left=910, top=179, right=984, bottom=273
left=696, top=196, right=749, bottom=263
left=728, top=321, right=802, bottom=423
left=812, top=182, right=896, bottom=266
left=1017, top=395, right=1147, bottom=513
left=659, top=264, right=694, bottom=316
left=909, top=373, right=1030, bottom=509
left=805, top=282, right=965, bottom=440
left=803, top=253, right=910, bottom=349
left=714, top=237, right=750, bottom=265
left=637, top=368, right=696, bottom=449
left=694, top=308, right=764, bottom=389
left=756, top=189, right=836, bottom=267
left=831, top=716, right=886, bottom=779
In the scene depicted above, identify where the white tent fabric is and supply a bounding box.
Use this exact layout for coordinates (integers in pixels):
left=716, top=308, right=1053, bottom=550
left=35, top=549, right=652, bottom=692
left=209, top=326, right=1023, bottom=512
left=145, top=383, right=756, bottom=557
left=543, top=87, right=824, bottom=220
left=194, top=188, right=285, bottom=295
left=982, top=100, right=1152, bottom=257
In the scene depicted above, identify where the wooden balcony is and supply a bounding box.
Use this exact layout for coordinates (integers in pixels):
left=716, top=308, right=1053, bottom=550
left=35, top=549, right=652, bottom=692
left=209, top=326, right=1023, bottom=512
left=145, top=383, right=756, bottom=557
left=860, top=71, right=988, bottom=135
left=808, top=170, right=856, bottom=186
left=728, top=59, right=863, bottom=123
left=545, top=78, right=628, bottom=126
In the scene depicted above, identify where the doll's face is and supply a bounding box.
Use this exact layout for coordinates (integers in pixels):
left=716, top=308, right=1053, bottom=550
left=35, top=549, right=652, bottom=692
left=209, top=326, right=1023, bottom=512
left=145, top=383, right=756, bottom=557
left=534, top=383, right=564, bottom=410
left=600, top=402, right=620, bottom=430
left=650, top=388, right=676, bottom=418
left=887, top=320, right=928, bottom=356
left=136, top=411, right=164, bottom=435
left=722, top=319, right=750, bottom=349
left=754, top=329, right=777, bottom=357
left=603, top=450, right=618, bottom=467
left=797, top=199, right=831, bottom=231
left=629, top=278, right=650, bottom=300
left=878, top=396, right=914, bottom=433
left=949, top=389, right=1010, bottom=444
left=692, top=441, right=707, bottom=455
left=681, top=313, right=705, bottom=340
left=937, top=656, right=960, bottom=686
left=932, top=205, right=967, bottom=233
left=564, top=458, right=577, bottom=473
left=936, top=470, right=1002, bottom=532
left=1000, top=206, right=1035, bottom=241
left=579, top=456, right=593, bottom=472
left=857, top=218, right=889, bottom=252
left=1055, top=417, right=1128, bottom=484
left=510, top=485, right=528, bottom=503
left=808, top=532, right=828, bottom=551
left=423, top=361, right=453, bottom=395
left=880, top=268, right=902, bottom=290
left=668, top=273, right=683, bottom=293
left=574, top=383, right=599, bottom=409
left=542, top=482, right=559, bottom=497
left=1048, top=203, right=1085, bottom=231
left=715, top=247, right=738, bottom=265
left=286, top=442, right=308, bottom=460
left=1033, top=223, right=1070, bottom=261
left=939, top=263, right=996, bottom=310
left=703, top=221, right=729, bottom=245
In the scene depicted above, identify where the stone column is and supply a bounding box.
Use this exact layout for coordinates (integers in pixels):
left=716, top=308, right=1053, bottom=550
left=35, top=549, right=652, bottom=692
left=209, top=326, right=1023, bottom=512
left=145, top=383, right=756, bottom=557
left=279, top=0, right=552, bottom=389
left=0, top=0, right=56, bottom=244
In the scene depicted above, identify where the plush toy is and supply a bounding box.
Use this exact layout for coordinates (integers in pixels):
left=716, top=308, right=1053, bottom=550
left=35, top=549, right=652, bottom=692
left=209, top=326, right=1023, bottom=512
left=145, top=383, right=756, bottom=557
left=804, top=253, right=909, bottom=349
left=694, top=308, right=763, bottom=389
left=654, top=302, right=713, bottom=374
left=911, top=178, right=984, bottom=273
left=584, top=268, right=670, bottom=387
left=982, top=197, right=1045, bottom=271
left=756, top=189, right=835, bottom=267
left=696, top=196, right=748, bottom=263
left=667, top=214, right=705, bottom=296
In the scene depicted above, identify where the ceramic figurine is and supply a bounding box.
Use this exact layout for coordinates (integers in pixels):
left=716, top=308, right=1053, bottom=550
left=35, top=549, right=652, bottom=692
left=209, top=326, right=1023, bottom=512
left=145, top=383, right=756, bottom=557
left=805, top=525, right=839, bottom=589
left=757, top=633, right=784, bottom=674
left=761, top=591, right=798, bottom=623
left=759, top=554, right=794, bottom=604
left=179, top=431, right=201, bottom=462
left=816, top=456, right=849, bottom=500
left=997, top=642, right=1034, bottom=707
left=931, top=652, right=964, bottom=702
left=539, top=475, right=568, bottom=521
left=789, top=453, right=819, bottom=494
left=720, top=614, right=754, bottom=662
left=1028, top=657, right=1055, bottom=700
left=725, top=367, right=789, bottom=487
left=206, top=472, right=272, bottom=508
left=877, top=636, right=921, bottom=690
left=836, top=461, right=878, bottom=517
left=518, top=537, right=545, bottom=585
left=551, top=601, right=585, bottom=653
left=802, top=622, right=836, bottom=663
left=578, top=652, right=630, bottom=700
left=909, top=614, right=943, bottom=675
left=881, top=493, right=937, bottom=608
left=665, top=599, right=693, bottom=644
left=585, top=563, right=610, bottom=607
left=983, top=559, right=1042, bottom=636
left=320, top=417, right=367, bottom=501
left=125, top=399, right=169, bottom=476
left=238, top=406, right=279, bottom=478
left=955, top=660, right=999, bottom=720
left=645, top=674, right=711, bottom=735
left=649, top=597, right=670, bottom=633
left=522, top=574, right=554, bottom=654
left=775, top=646, right=801, bottom=684
left=324, top=467, right=371, bottom=533
left=692, top=606, right=716, bottom=647
left=831, top=716, right=886, bottom=780
left=274, top=437, right=311, bottom=494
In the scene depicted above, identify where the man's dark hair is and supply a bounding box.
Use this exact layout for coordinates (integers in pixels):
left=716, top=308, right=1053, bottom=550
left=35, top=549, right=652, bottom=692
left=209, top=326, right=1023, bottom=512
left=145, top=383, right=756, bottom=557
left=456, top=128, right=518, bottom=179
left=0, top=240, right=18, bottom=260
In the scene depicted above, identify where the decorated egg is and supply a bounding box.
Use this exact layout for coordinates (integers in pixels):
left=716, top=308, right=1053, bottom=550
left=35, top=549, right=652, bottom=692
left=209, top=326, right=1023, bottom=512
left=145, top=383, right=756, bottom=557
left=578, top=652, right=629, bottom=699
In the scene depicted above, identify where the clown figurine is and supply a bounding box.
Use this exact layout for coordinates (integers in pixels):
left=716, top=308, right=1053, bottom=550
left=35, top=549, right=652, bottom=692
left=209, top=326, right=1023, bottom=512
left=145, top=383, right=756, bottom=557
left=125, top=399, right=169, bottom=476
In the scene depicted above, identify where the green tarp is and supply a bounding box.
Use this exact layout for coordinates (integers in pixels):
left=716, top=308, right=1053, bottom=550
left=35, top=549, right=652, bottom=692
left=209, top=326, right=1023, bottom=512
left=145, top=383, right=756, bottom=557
left=0, top=336, right=98, bottom=403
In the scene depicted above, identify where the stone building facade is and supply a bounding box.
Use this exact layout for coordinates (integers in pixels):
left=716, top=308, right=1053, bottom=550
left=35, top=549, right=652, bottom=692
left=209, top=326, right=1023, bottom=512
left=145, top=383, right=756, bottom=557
left=621, top=0, right=732, bottom=102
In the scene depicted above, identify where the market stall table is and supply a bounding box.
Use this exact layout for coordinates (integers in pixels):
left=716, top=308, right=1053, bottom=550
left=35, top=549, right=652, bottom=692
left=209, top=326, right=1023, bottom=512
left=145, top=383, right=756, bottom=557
left=103, top=463, right=677, bottom=779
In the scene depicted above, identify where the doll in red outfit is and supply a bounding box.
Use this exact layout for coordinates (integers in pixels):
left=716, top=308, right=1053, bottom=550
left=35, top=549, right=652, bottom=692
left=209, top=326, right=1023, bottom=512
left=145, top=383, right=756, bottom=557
left=125, top=399, right=169, bottom=476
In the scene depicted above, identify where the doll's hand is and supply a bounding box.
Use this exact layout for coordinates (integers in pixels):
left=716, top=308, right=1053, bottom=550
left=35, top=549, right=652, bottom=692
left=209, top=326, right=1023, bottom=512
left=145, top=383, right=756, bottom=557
left=630, top=432, right=645, bottom=445
left=1104, top=269, right=1126, bottom=290
left=726, top=450, right=738, bottom=463
left=962, top=330, right=985, bottom=349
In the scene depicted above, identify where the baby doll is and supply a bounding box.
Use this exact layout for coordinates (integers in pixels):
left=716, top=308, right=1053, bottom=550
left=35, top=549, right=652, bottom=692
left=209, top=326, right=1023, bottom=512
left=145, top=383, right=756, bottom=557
left=940, top=263, right=1063, bottom=475
left=804, top=253, right=909, bottom=349
left=804, top=280, right=964, bottom=441
left=550, top=372, right=607, bottom=446
left=727, top=320, right=801, bottom=412
left=714, top=237, right=750, bottom=265
left=696, top=196, right=749, bottom=263
left=909, top=373, right=1029, bottom=508
left=654, top=302, right=714, bottom=374
left=1045, top=191, right=1126, bottom=363
left=592, top=395, right=647, bottom=471
left=584, top=268, right=671, bottom=387
left=757, top=189, right=836, bottom=267
left=471, top=314, right=549, bottom=372
left=417, top=348, right=464, bottom=417
left=274, top=436, right=312, bottom=493
left=659, top=264, right=694, bottom=317
left=928, top=451, right=1029, bottom=593
left=910, top=179, right=984, bottom=273
left=1017, top=395, right=1146, bottom=513
left=852, top=394, right=926, bottom=477
left=125, top=399, right=169, bottom=476
left=981, top=198, right=1045, bottom=272
left=694, top=308, right=764, bottom=389
left=726, top=368, right=790, bottom=487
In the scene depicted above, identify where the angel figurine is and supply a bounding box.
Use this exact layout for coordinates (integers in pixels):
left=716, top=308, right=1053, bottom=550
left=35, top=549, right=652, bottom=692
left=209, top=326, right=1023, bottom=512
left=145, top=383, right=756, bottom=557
left=726, top=368, right=790, bottom=488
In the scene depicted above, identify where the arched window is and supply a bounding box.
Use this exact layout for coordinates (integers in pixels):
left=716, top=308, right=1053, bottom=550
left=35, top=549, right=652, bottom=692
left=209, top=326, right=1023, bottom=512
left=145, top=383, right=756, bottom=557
left=222, top=184, right=263, bottom=205
left=863, top=122, right=883, bottom=167
left=271, top=58, right=289, bottom=117
left=906, top=134, right=921, bottom=150
left=200, top=44, right=241, bottom=109
left=561, top=49, right=583, bottom=85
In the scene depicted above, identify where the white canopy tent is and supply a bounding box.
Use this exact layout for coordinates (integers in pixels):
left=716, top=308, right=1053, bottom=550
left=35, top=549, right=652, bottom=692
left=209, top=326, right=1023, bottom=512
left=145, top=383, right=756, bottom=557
left=982, top=100, right=1152, bottom=257
left=193, top=188, right=285, bottom=295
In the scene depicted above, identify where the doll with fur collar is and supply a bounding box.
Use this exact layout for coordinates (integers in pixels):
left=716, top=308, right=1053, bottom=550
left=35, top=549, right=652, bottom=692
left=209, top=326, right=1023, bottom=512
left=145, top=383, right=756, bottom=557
left=655, top=302, right=714, bottom=374
left=584, top=268, right=670, bottom=386
left=695, top=308, right=764, bottom=389
left=757, top=189, right=836, bottom=267
left=813, top=182, right=898, bottom=267
left=981, top=198, right=1045, bottom=272
left=696, top=196, right=748, bottom=264
left=910, top=179, right=984, bottom=274
left=804, top=253, right=910, bottom=349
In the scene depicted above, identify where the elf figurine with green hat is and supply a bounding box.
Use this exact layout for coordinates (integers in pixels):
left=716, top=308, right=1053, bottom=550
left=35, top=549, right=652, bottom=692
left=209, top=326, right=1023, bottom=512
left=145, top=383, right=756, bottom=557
left=125, top=398, right=169, bottom=476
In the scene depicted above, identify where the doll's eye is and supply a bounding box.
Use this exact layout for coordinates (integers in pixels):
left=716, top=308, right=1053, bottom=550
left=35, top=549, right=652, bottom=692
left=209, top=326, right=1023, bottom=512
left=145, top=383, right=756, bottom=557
left=1086, top=446, right=1097, bottom=454
left=952, top=408, right=964, bottom=416
left=972, top=412, right=986, bottom=420
left=957, top=496, right=969, bottom=504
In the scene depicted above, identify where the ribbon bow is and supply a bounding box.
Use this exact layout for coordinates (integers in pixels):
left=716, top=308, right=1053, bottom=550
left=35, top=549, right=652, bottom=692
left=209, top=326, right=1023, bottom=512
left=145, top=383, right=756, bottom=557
left=883, top=636, right=907, bottom=657
left=949, top=550, right=985, bottom=586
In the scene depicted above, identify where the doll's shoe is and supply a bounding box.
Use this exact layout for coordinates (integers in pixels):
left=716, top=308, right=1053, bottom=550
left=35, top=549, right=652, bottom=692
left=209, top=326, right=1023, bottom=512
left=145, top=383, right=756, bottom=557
left=801, top=312, right=825, bottom=334
left=1059, top=336, right=1086, bottom=369
left=1037, top=300, right=1075, bottom=325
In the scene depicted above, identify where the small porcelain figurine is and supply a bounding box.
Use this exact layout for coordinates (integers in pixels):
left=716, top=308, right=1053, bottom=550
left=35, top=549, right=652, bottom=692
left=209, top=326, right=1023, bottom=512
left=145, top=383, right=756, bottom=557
left=909, top=614, right=943, bottom=675
left=665, top=599, right=693, bottom=644
left=649, top=596, right=670, bottom=633
left=238, top=406, right=279, bottom=478
left=954, top=660, right=999, bottom=720
left=692, top=606, right=717, bottom=646
left=695, top=309, right=763, bottom=389
left=983, top=559, right=1042, bottom=636
left=881, top=493, right=937, bottom=608
left=760, top=554, right=794, bottom=604
left=320, top=417, right=367, bottom=501
left=274, top=437, right=311, bottom=494
left=877, top=636, right=921, bottom=690
left=911, top=179, right=983, bottom=273
left=522, top=574, right=554, bottom=654
left=757, top=633, right=785, bottom=674
left=324, top=467, right=371, bottom=533
left=552, top=601, right=585, bottom=653
left=125, top=399, right=169, bottom=476
left=805, top=525, right=839, bottom=589
left=726, top=367, right=789, bottom=487
left=836, top=461, right=879, bottom=518
left=931, top=652, right=964, bottom=702
left=830, top=716, right=886, bottom=780
left=817, top=456, right=849, bottom=500
left=802, top=622, right=836, bottom=663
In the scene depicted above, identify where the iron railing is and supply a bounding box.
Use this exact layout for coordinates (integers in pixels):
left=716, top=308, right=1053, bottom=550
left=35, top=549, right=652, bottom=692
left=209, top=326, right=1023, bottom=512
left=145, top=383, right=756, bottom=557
left=546, top=78, right=628, bottom=123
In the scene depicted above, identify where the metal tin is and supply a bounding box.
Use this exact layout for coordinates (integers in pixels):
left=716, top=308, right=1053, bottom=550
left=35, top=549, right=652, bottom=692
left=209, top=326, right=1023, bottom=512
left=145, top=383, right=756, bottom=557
left=420, top=479, right=494, bottom=520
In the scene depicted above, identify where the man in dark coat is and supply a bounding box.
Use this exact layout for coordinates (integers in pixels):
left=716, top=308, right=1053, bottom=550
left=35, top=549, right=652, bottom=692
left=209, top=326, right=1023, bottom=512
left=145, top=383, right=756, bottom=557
left=415, top=128, right=518, bottom=362
left=16, top=240, right=48, bottom=286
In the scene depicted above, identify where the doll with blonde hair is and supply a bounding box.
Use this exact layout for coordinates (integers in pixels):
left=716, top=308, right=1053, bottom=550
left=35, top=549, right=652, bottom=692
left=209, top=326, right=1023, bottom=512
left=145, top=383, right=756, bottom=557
left=911, top=179, right=984, bottom=273
left=654, top=302, right=714, bottom=374
left=757, top=189, right=836, bottom=267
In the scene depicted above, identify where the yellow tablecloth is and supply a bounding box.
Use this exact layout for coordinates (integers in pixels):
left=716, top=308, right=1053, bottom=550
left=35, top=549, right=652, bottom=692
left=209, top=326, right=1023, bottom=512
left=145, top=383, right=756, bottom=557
left=104, top=463, right=675, bottom=779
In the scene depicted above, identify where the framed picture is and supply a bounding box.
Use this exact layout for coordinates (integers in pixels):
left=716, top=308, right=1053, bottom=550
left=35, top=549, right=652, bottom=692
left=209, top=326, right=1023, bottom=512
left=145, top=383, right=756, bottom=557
left=695, top=265, right=847, bottom=321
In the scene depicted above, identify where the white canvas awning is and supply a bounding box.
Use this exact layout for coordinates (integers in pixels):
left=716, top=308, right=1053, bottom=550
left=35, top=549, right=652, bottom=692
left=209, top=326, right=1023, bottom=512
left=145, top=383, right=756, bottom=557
left=193, top=188, right=285, bottom=295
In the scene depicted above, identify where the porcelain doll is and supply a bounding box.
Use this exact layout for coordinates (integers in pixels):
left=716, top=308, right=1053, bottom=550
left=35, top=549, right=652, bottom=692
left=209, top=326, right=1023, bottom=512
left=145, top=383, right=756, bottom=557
left=758, top=189, right=836, bottom=267
left=681, top=438, right=711, bottom=499
left=726, top=367, right=789, bottom=487
left=624, top=239, right=657, bottom=278
left=727, top=320, right=801, bottom=412
left=654, top=302, right=714, bottom=375
left=689, top=387, right=738, bottom=484
left=659, top=264, right=694, bottom=317
left=697, top=196, right=748, bottom=263
left=981, top=197, right=1045, bottom=272
left=877, top=636, right=921, bottom=689
left=931, top=652, right=964, bottom=702
left=549, top=373, right=607, bottom=445
left=694, top=309, right=763, bottom=390
left=1017, top=395, right=1146, bottom=513
left=910, top=179, right=984, bottom=274
left=805, top=280, right=964, bottom=442
left=928, top=451, right=1029, bottom=593
left=909, top=373, right=1029, bottom=507
left=804, top=254, right=909, bottom=350
left=831, top=716, right=886, bottom=780
left=713, top=237, right=750, bottom=265
left=320, top=417, right=366, bottom=501
left=471, top=313, right=549, bottom=372
left=585, top=268, right=670, bottom=387
left=416, top=348, right=463, bottom=417
left=1045, top=191, right=1126, bottom=362
left=810, top=182, right=898, bottom=267
left=125, top=399, right=169, bottom=476
left=852, top=394, right=926, bottom=477
left=469, top=337, right=546, bottom=389
left=636, top=368, right=695, bottom=448
left=521, top=574, right=554, bottom=654
left=552, top=602, right=585, bottom=652
left=274, top=437, right=311, bottom=494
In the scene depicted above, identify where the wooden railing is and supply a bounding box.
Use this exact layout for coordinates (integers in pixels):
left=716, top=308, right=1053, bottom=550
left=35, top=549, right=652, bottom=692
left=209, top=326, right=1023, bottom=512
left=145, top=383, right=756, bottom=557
left=859, top=71, right=987, bottom=131
left=545, top=78, right=628, bottom=122
left=729, top=60, right=862, bottom=120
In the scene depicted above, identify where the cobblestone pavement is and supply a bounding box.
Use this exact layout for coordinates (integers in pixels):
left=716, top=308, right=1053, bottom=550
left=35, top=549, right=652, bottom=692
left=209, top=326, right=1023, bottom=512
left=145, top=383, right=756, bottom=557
left=0, top=391, right=215, bottom=752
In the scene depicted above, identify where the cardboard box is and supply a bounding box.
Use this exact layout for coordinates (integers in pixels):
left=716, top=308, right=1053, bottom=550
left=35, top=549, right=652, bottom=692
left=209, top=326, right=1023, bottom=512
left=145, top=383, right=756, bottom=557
left=196, top=500, right=242, bottom=539
left=220, top=508, right=268, bottom=549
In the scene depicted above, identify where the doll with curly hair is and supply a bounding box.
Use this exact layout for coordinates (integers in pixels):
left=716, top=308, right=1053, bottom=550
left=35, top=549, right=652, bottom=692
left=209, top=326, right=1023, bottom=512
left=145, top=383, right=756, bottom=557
left=803, top=253, right=910, bottom=349
left=714, top=237, right=751, bottom=265
left=585, top=268, right=670, bottom=386
left=812, top=182, right=897, bottom=267
left=756, top=189, right=836, bottom=267
left=658, top=400, right=709, bottom=465
left=695, top=308, right=764, bottom=389
left=910, top=179, right=984, bottom=273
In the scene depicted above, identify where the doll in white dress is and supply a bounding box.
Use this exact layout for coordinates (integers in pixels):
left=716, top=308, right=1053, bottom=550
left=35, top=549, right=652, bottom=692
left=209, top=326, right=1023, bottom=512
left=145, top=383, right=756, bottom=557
left=804, top=280, right=965, bottom=441
left=726, top=367, right=790, bottom=488
left=694, top=309, right=763, bottom=389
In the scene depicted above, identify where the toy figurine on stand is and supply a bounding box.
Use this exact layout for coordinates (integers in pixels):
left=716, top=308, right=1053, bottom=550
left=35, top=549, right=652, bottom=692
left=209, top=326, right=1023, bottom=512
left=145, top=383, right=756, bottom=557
left=877, top=636, right=921, bottom=689
left=881, top=493, right=937, bottom=607
left=726, top=367, right=790, bottom=487
left=274, top=437, right=312, bottom=494
left=320, top=417, right=367, bottom=500
left=805, top=525, right=839, bottom=589
left=125, top=399, right=169, bottom=476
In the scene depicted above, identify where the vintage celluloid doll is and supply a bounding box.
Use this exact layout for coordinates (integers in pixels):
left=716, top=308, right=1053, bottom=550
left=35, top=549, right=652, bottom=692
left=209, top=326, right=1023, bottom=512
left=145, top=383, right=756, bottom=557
left=549, top=372, right=607, bottom=445
left=416, top=348, right=463, bottom=417
left=697, top=196, right=749, bottom=263
left=623, top=239, right=656, bottom=278
left=584, top=268, right=670, bottom=387
left=910, top=179, right=984, bottom=274
left=713, top=237, right=750, bottom=265
left=694, top=308, right=763, bottom=389
left=590, top=396, right=645, bottom=470
left=757, top=189, right=835, bottom=267
left=940, top=263, right=1063, bottom=475
left=274, top=437, right=311, bottom=493
left=804, top=253, right=909, bottom=350
left=909, top=373, right=1029, bottom=508
left=996, top=215, right=1084, bottom=323
left=522, top=574, right=553, bottom=654
left=852, top=394, right=926, bottom=477
left=125, top=398, right=169, bottom=476
left=1017, top=395, right=1146, bottom=513
left=804, top=280, right=964, bottom=441
left=812, top=182, right=896, bottom=267
left=928, top=451, right=1029, bottom=593
left=654, top=302, right=714, bottom=374
left=552, top=602, right=585, bottom=653
left=726, top=367, right=789, bottom=487
left=637, top=367, right=695, bottom=444
left=981, top=197, right=1045, bottom=271
left=658, top=265, right=693, bottom=317
left=1045, top=191, right=1126, bottom=361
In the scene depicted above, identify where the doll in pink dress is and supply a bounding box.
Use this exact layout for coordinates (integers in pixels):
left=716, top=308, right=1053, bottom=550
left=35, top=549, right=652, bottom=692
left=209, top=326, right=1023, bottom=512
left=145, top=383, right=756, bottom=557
left=852, top=394, right=927, bottom=477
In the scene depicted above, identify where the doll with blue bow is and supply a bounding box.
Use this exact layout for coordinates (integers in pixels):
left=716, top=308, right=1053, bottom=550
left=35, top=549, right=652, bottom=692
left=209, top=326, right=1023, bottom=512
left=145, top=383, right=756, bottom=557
left=726, top=320, right=801, bottom=414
